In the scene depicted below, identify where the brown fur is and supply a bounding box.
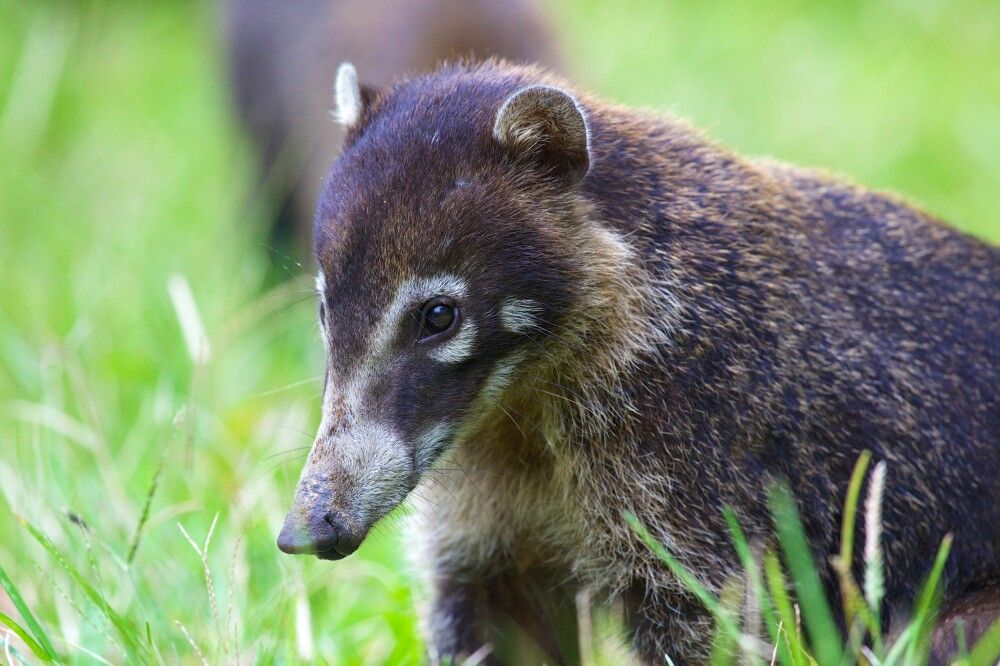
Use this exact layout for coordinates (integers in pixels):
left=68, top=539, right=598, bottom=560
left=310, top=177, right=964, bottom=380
left=928, top=584, right=1000, bottom=665
left=290, top=60, right=1000, bottom=664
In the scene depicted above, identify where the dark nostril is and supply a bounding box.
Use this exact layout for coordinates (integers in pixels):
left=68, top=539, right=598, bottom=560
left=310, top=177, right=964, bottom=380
left=277, top=508, right=361, bottom=559
left=322, top=510, right=360, bottom=559
left=277, top=509, right=337, bottom=555
left=323, top=511, right=346, bottom=544
left=323, top=510, right=343, bottom=532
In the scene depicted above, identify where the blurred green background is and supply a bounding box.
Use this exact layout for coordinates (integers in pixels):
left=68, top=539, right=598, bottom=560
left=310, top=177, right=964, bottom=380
left=0, top=0, right=997, bottom=663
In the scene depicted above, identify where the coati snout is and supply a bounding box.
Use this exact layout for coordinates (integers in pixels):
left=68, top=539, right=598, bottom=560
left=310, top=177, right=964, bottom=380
left=277, top=64, right=592, bottom=560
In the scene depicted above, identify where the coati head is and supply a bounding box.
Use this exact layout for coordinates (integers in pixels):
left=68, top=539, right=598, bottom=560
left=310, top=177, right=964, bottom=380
left=277, top=61, right=616, bottom=559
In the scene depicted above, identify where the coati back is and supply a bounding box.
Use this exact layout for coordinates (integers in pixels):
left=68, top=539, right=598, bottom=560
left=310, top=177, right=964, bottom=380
left=276, top=60, right=1000, bottom=664
left=224, top=0, right=560, bottom=251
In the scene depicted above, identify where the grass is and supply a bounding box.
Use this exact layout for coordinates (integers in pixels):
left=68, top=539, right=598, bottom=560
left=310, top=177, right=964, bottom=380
left=626, top=455, right=1000, bottom=666
left=0, top=0, right=997, bottom=663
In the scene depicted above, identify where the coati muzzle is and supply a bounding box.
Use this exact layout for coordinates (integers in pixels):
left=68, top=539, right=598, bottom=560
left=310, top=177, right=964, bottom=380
left=277, top=504, right=362, bottom=561
left=277, top=419, right=416, bottom=560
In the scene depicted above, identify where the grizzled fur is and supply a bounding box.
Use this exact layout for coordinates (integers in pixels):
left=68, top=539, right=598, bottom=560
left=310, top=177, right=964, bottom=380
left=284, top=60, right=1000, bottom=663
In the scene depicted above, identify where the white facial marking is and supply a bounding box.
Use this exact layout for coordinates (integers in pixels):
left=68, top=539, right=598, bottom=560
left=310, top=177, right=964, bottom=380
left=316, top=271, right=329, bottom=349
left=480, top=351, right=525, bottom=403
left=307, top=274, right=474, bottom=523
left=499, top=298, right=541, bottom=334
left=367, top=274, right=468, bottom=365
left=429, top=321, right=477, bottom=364
left=414, top=422, right=454, bottom=473
left=315, top=371, right=340, bottom=438
left=333, top=62, right=361, bottom=126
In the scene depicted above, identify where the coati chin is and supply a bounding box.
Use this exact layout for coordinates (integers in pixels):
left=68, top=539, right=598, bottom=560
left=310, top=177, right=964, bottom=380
left=275, top=60, right=1000, bottom=664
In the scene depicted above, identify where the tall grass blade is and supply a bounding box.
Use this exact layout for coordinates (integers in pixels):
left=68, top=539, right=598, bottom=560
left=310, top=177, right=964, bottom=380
left=767, top=485, right=843, bottom=666
left=17, top=516, right=149, bottom=662
left=863, top=461, right=887, bottom=632
left=624, top=512, right=741, bottom=640
left=127, top=457, right=163, bottom=564
left=0, top=611, right=52, bottom=662
left=955, top=619, right=969, bottom=660
left=707, top=579, right=742, bottom=665
left=881, top=624, right=915, bottom=666
left=763, top=552, right=808, bottom=666
left=904, top=534, right=952, bottom=664
left=835, top=451, right=882, bottom=660
left=0, top=560, right=58, bottom=660
left=4, top=641, right=33, bottom=666
left=722, top=506, right=787, bottom=666
left=968, top=617, right=1000, bottom=666
left=837, top=451, right=871, bottom=574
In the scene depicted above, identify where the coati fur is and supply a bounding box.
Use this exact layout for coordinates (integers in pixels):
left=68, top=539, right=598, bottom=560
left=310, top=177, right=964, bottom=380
left=277, top=60, right=1000, bottom=664
left=224, top=0, right=560, bottom=250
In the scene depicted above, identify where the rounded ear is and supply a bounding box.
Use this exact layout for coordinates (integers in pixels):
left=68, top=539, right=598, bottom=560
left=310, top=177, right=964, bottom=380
left=493, top=85, right=590, bottom=185
left=332, top=62, right=377, bottom=127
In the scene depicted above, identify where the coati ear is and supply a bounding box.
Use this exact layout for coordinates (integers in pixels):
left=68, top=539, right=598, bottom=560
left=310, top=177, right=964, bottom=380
left=493, top=85, right=590, bottom=185
left=332, top=62, right=377, bottom=127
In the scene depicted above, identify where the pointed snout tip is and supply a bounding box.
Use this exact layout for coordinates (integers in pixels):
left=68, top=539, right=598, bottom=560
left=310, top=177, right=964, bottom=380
left=276, top=510, right=362, bottom=560
left=276, top=515, right=312, bottom=555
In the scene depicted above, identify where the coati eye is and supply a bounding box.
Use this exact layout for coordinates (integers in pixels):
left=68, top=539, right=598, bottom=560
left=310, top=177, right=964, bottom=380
left=417, top=298, right=458, bottom=341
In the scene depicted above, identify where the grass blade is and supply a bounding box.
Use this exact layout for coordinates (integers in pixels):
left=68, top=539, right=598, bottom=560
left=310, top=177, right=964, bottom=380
left=837, top=451, right=871, bottom=575
left=708, top=578, right=742, bottom=665
left=763, top=551, right=808, bottom=666
left=834, top=451, right=883, bottom=660
left=904, top=533, right=952, bottom=664
left=862, top=460, right=887, bottom=651
left=722, top=506, right=787, bottom=666
left=881, top=624, right=915, bottom=666
left=0, top=611, right=52, bottom=662
left=767, top=484, right=843, bottom=666
left=127, top=457, right=163, bottom=565
left=0, top=560, right=58, bottom=660
left=17, top=515, right=149, bottom=662
left=624, top=511, right=741, bottom=640
left=968, top=617, right=1000, bottom=666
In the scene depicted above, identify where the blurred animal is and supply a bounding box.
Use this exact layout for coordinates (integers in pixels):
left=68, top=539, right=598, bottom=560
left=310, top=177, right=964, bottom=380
left=224, top=0, right=560, bottom=252
left=276, top=60, right=1000, bottom=664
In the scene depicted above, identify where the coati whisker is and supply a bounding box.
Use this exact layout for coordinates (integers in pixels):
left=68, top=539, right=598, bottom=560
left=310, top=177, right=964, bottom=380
left=275, top=425, right=315, bottom=441
left=262, top=455, right=310, bottom=478
left=497, top=405, right=527, bottom=442
left=261, top=446, right=311, bottom=462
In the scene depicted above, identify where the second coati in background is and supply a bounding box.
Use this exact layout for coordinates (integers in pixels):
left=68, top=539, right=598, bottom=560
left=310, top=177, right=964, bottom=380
left=224, top=0, right=560, bottom=251
left=276, top=60, right=1000, bottom=664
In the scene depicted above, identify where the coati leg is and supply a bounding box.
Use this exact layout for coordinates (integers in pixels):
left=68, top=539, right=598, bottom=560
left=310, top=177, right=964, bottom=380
left=425, top=578, right=491, bottom=663
left=426, top=569, right=580, bottom=665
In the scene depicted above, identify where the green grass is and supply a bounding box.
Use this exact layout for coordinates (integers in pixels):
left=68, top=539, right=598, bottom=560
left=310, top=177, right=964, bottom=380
left=553, top=0, right=1000, bottom=244
left=626, top=454, right=1000, bottom=665
left=0, top=0, right=997, bottom=663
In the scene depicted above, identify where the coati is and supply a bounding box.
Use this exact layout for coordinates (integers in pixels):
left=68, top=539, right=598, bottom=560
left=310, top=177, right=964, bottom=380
left=224, top=0, right=559, bottom=251
left=275, top=60, right=1000, bottom=664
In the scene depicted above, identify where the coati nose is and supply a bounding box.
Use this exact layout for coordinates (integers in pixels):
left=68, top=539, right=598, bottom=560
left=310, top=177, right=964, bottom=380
left=276, top=509, right=360, bottom=560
